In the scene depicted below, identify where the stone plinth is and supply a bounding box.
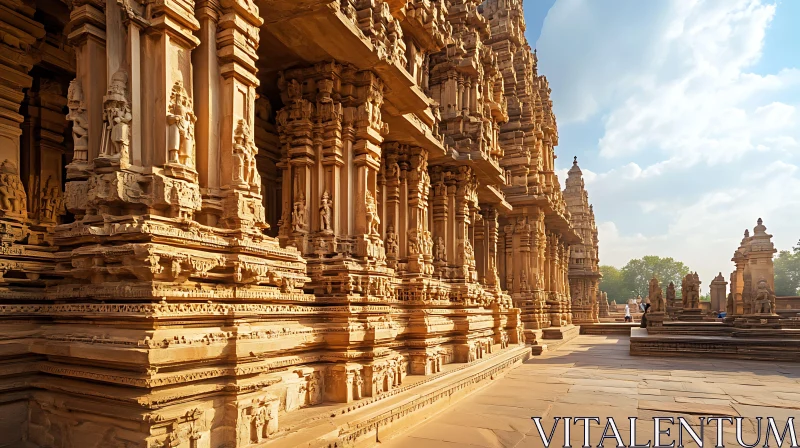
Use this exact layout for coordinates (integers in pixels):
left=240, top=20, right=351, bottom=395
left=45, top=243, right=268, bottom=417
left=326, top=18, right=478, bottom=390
left=678, top=308, right=705, bottom=322
left=647, top=311, right=667, bottom=328
left=630, top=327, right=800, bottom=363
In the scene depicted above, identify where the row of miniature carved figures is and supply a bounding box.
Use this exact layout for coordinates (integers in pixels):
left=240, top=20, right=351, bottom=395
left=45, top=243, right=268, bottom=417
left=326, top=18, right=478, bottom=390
left=0, top=160, right=64, bottom=225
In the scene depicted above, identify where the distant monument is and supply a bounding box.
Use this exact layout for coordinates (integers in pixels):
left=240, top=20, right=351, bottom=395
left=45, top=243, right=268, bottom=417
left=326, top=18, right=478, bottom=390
left=710, top=273, right=728, bottom=314
left=647, top=276, right=666, bottom=327
left=679, top=272, right=704, bottom=321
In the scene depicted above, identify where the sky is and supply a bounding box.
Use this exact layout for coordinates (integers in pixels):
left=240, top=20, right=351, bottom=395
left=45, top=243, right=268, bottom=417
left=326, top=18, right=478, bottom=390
left=524, top=0, right=800, bottom=288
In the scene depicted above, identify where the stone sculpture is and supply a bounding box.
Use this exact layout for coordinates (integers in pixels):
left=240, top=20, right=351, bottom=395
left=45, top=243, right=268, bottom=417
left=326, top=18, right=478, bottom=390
left=365, top=190, right=380, bottom=236
left=435, top=236, right=446, bottom=262
left=753, top=278, right=776, bottom=315
left=292, top=194, right=307, bottom=232
left=39, top=175, right=64, bottom=224
left=386, top=226, right=398, bottom=256
left=0, top=160, right=26, bottom=218
left=100, top=69, right=131, bottom=165
left=166, top=80, right=197, bottom=167
left=649, top=276, right=665, bottom=313
left=232, top=119, right=260, bottom=188
left=319, top=190, right=333, bottom=233
left=681, top=273, right=701, bottom=309
left=66, top=79, right=89, bottom=162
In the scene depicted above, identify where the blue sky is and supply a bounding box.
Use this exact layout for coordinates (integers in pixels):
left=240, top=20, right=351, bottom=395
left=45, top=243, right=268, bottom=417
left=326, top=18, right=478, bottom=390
left=525, top=0, right=800, bottom=287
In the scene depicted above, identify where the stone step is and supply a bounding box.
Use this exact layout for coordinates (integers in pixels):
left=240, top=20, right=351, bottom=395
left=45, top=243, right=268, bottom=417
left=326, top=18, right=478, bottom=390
left=579, top=322, right=638, bottom=336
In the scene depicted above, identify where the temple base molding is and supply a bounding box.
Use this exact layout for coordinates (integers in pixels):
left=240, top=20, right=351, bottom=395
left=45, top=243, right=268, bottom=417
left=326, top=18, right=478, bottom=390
left=265, top=344, right=530, bottom=447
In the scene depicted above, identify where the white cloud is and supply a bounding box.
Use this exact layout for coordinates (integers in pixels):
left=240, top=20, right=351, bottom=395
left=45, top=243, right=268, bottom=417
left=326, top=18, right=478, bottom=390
left=539, top=0, right=800, bottom=289
left=539, top=0, right=800, bottom=173
left=592, top=163, right=800, bottom=289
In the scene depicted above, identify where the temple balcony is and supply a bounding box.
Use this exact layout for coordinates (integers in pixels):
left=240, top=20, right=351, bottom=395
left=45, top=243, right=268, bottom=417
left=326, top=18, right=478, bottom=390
left=257, top=0, right=442, bottom=153
left=477, top=184, right=511, bottom=213
left=395, top=0, right=453, bottom=52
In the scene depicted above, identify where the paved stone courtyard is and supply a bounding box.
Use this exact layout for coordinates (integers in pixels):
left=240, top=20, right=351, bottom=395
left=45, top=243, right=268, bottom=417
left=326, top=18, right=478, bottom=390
left=382, top=335, right=800, bottom=447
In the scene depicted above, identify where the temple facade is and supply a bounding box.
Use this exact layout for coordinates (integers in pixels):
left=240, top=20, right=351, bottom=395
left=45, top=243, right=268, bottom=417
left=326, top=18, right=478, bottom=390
left=0, top=0, right=589, bottom=445
left=565, top=157, right=601, bottom=324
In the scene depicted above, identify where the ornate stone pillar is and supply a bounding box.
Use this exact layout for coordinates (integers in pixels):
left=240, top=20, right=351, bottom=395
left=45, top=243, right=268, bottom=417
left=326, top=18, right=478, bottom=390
left=383, top=144, right=402, bottom=268
left=216, top=0, right=265, bottom=231
left=193, top=0, right=221, bottom=222
left=502, top=221, right=513, bottom=291
left=431, top=167, right=449, bottom=275
left=406, top=147, right=432, bottom=274
left=22, top=78, right=69, bottom=231
left=65, top=0, right=105, bottom=180
left=484, top=207, right=501, bottom=291
left=731, top=230, right=750, bottom=315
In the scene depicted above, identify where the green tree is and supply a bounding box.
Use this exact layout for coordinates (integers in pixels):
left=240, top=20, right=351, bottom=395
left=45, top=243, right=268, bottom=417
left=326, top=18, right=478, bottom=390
left=774, top=240, right=800, bottom=296
left=599, top=265, right=627, bottom=303
left=620, top=256, right=691, bottom=299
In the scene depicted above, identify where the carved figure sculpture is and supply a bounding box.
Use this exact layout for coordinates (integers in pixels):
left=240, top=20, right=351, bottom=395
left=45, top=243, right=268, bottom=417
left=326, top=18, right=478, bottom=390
left=649, top=276, right=664, bottom=312
left=386, top=226, right=398, bottom=256
left=39, top=175, right=64, bottom=224
left=666, top=281, right=676, bottom=305
left=101, top=69, right=131, bottom=163
left=319, top=191, right=332, bottom=232
left=0, top=160, right=27, bottom=217
left=292, top=194, right=306, bottom=232
left=742, top=275, right=753, bottom=314
left=365, top=190, right=380, bottom=236
left=681, top=273, right=700, bottom=309
left=232, top=120, right=260, bottom=188
left=753, top=279, right=776, bottom=315
left=434, top=236, right=446, bottom=262
left=408, top=228, right=419, bottom=254
left=166, top=80, right=197, bottom=167
left=250, top=404, right=274, bottom=443
left=66, top=79, right=89, bottom=162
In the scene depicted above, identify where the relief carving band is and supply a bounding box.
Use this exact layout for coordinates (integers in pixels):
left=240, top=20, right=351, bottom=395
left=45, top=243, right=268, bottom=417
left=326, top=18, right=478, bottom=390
left=0, top=160, right=27, bottom=218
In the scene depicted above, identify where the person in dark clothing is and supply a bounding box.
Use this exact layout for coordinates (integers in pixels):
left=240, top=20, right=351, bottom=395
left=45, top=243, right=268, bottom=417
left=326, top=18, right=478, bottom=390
left=640, top=303, right=651, bottom=328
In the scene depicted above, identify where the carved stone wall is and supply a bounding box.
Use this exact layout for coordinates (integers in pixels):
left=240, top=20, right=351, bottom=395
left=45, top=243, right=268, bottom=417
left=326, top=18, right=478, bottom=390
left=0, top=0, right=585, bottom=445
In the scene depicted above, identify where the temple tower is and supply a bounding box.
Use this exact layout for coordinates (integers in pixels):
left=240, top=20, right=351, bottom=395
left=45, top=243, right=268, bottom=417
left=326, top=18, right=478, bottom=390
left=564, top=157, right=601, bottom=325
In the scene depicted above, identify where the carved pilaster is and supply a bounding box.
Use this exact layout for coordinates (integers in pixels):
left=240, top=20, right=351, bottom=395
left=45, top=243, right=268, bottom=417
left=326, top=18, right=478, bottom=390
left=216, top=0, right=265, bottom=231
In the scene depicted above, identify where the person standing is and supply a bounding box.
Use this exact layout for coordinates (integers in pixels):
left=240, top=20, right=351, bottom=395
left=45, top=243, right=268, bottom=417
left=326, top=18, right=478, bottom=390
left=640, top=304, right=650, bottom=328
left=624, top=304, right=632, bottom=322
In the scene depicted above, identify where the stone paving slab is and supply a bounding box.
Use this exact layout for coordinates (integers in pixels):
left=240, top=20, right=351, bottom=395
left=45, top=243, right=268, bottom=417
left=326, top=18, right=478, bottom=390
left=380, top=335, right=800, bottom=448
